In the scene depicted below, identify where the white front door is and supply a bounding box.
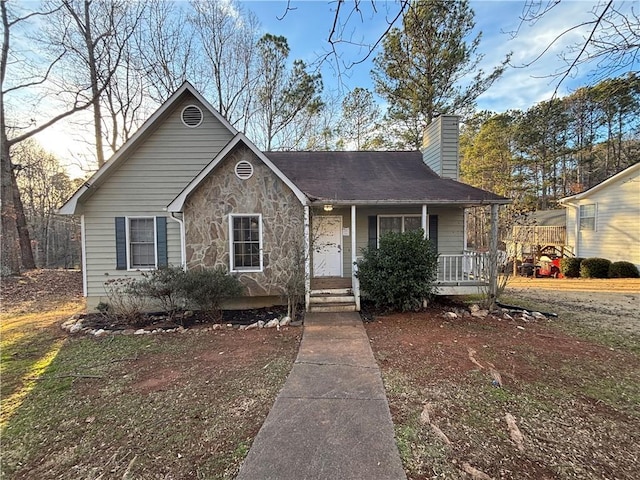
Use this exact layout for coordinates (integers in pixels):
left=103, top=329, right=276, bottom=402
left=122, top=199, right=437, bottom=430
left=313, top=215, right=343, bottom=277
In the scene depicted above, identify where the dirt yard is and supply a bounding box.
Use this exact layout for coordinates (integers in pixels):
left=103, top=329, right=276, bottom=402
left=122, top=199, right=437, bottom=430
left=505, top=277, right=640, bottom=334
left=366, top=278, right=640, bottom=479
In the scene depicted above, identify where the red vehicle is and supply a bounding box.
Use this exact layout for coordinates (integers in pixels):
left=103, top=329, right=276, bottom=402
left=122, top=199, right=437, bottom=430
left=535, top=255, right=561, bottom=278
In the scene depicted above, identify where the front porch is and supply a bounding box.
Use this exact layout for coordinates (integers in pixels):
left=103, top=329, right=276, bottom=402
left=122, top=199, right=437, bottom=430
left=308, top=251, right=490, bottom=311
left=304, top=203, right=501, bottom=312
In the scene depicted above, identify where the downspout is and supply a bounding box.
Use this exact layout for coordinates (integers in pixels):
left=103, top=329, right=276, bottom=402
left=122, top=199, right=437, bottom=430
left=169, top=212, right=186, bottom=269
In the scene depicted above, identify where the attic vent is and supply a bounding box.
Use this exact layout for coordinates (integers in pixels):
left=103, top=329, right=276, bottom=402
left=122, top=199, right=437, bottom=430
left=235, top=161, right=254, bottom=180
left=181, top=105, right=203, bottom=127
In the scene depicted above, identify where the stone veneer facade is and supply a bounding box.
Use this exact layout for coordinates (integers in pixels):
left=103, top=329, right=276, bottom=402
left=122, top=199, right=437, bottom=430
left=183, top=145, right=305, bottom=298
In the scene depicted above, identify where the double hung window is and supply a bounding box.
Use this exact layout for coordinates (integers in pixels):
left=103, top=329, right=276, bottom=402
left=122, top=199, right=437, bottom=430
left=579, top=204, right=596, bottom=230
left=230, top=214, right=262, bottom=272
left=128, top=218, right=156, bottom=269
left=378, top=215, right=422, bottom=240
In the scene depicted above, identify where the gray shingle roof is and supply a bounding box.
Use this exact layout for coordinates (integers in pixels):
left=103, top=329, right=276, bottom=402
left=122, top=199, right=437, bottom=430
left=266, top=151, right=508, bottom=204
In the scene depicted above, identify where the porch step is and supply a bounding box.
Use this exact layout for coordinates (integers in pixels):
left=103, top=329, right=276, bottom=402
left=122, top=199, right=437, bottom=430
left=309, top=303, right=357, bottom=313
left=309, top=288, right=357, bottom=312
left=310, top=288, right=352, bottom=296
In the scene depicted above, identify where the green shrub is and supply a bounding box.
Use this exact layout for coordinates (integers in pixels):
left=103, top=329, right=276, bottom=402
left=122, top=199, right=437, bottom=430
left=561, top=257, right=583, bottom=278
left=609, top=261, right=640, bottom=278
left=355, top=230, right=438, bottom=312
left=580, top=257, right=612, bottom=278
left=178, top=266, right=244, bottom=320
left=131, top=266, right=186, bottom=317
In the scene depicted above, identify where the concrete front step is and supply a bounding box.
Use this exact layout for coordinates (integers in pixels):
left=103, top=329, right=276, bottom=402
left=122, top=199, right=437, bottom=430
left=308, top=288, right=357, bottom=312
left=309, top=303, right=357, bottom=313
left=309, top=295, right=356, bottom=304
left=310, top=288, right=352, bottom=296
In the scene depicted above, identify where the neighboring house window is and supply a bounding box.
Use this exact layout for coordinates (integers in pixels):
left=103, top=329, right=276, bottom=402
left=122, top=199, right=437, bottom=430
left=579, top=204, right=596, bottom=230
left=378, top=215, right=422, bottom=239
left=115, top=217, right=167, bottom=270
left=129, top=218, right=156, bottom=268
left=230, top=214, right=262, bottom=272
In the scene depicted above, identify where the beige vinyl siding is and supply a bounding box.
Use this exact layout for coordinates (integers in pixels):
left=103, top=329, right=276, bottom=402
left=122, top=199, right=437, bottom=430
left=82, top=94, right=234, bottom=305
left=433, top=207, right=464, bottom=254
left=569, top=170, right=640, bottom=268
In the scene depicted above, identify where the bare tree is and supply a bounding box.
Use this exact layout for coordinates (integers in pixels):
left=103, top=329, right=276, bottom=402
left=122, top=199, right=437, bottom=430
left=513, top=0, right=639, bottom=93
left=45, top=0, right=146, bottom=166
left=190, top=0, right=261, bottom=131
left=13, top=139, right=82, bottom=267
left=1, top=1, right=96, bottom=274
left=135, top=0, right=195, bottom=104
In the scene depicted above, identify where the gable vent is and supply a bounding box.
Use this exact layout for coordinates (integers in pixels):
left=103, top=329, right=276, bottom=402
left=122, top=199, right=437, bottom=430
left=235, top=161, right=254, bottom=180
left=181, top=105, right=203, bottom=127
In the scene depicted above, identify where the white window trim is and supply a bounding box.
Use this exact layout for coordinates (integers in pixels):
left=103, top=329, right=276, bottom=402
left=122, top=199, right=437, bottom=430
left=377, top=214, right=422, bottom=247
left=126, top=216, right=158, bottom=271
left=579, top=203, right=597, bottom=231
left=229, top=214, right=263, bottom=273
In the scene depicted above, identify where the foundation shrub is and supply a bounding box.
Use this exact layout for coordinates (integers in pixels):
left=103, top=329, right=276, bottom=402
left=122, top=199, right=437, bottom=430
left=580, top=257, right=611, bottom=278
left=356, top=230, right=438, bottom=312
left=608, top=261, right=639, bottom=278
left=561, top=257, right=583, bottom=278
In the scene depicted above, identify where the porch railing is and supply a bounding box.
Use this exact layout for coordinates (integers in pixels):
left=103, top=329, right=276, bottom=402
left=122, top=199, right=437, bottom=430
left=511, top=225, right=566, bottom=245
left=437, top=251, right=489, bottom=283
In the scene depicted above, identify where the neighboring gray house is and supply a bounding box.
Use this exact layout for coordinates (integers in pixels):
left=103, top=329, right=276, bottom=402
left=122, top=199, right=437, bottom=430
left=559, top=163, right=640, bottom=270
left=59, top=82, right=508, bottom=312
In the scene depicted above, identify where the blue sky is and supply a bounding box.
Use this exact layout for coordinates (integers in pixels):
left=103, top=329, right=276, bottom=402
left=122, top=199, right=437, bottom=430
left=240, top=0, right=635, bottom=112
left=30, top=0, right=637, bottom=173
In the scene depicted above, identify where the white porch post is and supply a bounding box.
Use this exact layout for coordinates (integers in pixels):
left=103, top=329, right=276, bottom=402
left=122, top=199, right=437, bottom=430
left=489, top=203, right=499, bottom=305
left=351, top=205, right=360, bottom=311
left=422, top=204, right=429, bottom=308
left=421, top=204, right=428, bottom=239
left=304, top=205, right=311, bottom=311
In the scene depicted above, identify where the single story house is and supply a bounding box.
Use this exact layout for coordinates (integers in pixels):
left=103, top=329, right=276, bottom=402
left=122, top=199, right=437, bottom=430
left=559, top=162, right=640, bottom=271
left=59, top=82, right=509, bottom=312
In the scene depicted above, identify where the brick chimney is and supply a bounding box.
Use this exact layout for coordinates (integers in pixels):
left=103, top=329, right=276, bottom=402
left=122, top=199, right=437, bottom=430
left=421, top=115, right=460, bottom=180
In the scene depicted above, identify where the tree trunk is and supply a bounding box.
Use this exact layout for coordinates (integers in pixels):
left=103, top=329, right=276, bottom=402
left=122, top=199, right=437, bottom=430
left=83, top=0, right=105, bottom=167
left=11, top=163, right=35, bottom=269
left=0, top=137, right=21, bottom=275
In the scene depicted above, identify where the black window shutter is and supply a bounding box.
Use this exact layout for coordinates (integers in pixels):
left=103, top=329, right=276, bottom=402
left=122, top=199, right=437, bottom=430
left=368, top=216, right=377, bottom=249
left=429, top=215, right=438, bottom=253
left=115, top=217, right=127, bottom=270
left=156, top=216, right=168, bottom=268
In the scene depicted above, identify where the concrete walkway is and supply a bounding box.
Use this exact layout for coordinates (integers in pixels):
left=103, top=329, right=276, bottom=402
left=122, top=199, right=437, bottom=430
left=236, top=312, right=407, bottom=480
